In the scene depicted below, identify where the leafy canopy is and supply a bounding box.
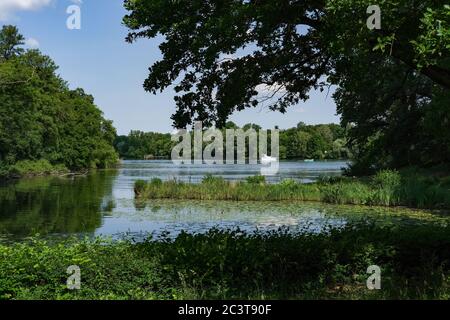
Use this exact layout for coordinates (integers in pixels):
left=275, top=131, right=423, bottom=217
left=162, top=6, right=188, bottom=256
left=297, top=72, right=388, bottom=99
left=124, top=0, right=450, bottom=128
left=0, top=26, right=118, bottom=171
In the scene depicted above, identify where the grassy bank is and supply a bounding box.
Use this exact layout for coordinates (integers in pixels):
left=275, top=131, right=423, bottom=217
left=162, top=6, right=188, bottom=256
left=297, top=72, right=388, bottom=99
left=0, top=158, right=121, bottom=179
left=0, top=224, right=449, bottom=300
left=134, top=169, right=450, bottom=209
left=0, top=160, right=70, bottom=179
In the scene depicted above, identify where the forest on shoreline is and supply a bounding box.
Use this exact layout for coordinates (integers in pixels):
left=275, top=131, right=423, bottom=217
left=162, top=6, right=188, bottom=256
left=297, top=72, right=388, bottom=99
left=0, top=26, right=118, bottom=179
left=114, top=122, right=351, bottom=161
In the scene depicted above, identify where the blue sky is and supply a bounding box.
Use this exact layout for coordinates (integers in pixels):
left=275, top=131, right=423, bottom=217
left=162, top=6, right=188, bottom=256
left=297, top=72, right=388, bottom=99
left=1, top=0, right=340, bottom=135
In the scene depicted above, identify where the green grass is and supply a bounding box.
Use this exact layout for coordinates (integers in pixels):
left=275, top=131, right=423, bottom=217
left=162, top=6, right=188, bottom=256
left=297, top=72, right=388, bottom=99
left=0, top=160, right=69, bottom=179
left=0, top=223, right=449, bottom=300
left=134, top=169, right=450, bottom=209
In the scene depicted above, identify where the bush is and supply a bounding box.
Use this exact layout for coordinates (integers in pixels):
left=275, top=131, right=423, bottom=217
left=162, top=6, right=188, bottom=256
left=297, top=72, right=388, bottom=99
left=246, top=175, right=266, bottom=185
left=279, top=179, right=298, bottom=188
left=150, top=178, right=163, bottom=186
left=134, top=180, right=147, bottom=195
left=6, top=160, right=68, bottom=178
left=1, top=224, right=449, bottom=300
left=372, top=170, right=401, bottom=188
left=320, top=182, right=372, bottom=205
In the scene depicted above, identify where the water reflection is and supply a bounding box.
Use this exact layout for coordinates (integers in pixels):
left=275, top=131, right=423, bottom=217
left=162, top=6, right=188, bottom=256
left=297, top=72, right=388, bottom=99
left=119, top=160, right=349, bottom=183
left=0, top=171, right=117, bottom=239
left=100, top=200, right=446, bottom=240
left=0, top=160, right=446, bottom=242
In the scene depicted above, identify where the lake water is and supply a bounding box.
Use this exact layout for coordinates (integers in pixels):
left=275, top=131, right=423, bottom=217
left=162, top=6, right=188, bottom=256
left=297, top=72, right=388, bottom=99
left=0, top=160, right=446, bottom=242
left=118, top=159, right=348, bottom=183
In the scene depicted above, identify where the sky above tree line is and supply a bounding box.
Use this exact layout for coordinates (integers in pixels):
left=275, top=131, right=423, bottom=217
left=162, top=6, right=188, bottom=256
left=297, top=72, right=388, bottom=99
left=0, top=0, right=340, bottom=135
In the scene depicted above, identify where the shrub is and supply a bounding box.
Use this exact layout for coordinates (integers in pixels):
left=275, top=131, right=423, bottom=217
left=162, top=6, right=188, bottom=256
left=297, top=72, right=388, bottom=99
left=246, top=175, right=266, bottom=185
left=372, top=170, right=401, bottom=188
left=279, top=178, right=298, bottom=188
left=320, top=182, right=373, bottom=205
left=1, top=224, right=449, bottom=300
left=6, top=160, right=68, bottom=177
left=134, top=180, right=147, bottom=195
left=150, top=178, right=163, bottom=186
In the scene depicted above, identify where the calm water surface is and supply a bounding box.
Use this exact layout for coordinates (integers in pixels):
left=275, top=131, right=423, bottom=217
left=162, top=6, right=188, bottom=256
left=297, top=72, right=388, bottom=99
left=0, top=160, right=446, bottom=242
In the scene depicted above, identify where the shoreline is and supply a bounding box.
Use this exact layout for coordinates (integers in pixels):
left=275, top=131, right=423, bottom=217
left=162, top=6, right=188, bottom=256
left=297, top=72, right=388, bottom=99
left=0, top=159, right=121, bottom=181
left=0, top=168, right=89, bottom=181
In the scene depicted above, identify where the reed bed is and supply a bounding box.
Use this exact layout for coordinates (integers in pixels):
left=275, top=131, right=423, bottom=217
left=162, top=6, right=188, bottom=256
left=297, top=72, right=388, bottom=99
left=134, top=170, right=450, bottom=209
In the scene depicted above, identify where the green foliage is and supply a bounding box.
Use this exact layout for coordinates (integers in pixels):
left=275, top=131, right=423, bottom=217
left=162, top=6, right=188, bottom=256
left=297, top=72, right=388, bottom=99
left=0, top=26, right=118, bottom=175
left=279, top=123, right=350, bottom=160
left=2, top=160, right=68, bottom=178
left=0, top=25, right=24, bottom=60
left=372, top=170, right=401, bottom=189
left=150, top=178, right=163, bottom=186
left=320, top=182, right=373, bottom=205
left=136, top=175, right=321, bottom=202
left=412, top=5, right=450, bottom=69
left=246, top=175, right=266, bottom=185
left=137, top=170, right=450, bottom=209
left=317, top=175, right=349, bottom=184
left=116, top=123, right=350, bottom=161
left=114, top=131, right=173, bottom=160
left=0, top=172, right=118, bottom=237
left=334, top=49, right=450, bottom=174
left=1, top=224, right=449, bottom=299
left=0, top=238, right=160, bottom=300
left=279, top=178, right=298, bottom=188
left=202, top=174, right=226, bottom=185
left=124, top=0, right=449, bottom=130
left=134, top=180, right=147, bottom=196
left=123, top=0, right=449, bottom=173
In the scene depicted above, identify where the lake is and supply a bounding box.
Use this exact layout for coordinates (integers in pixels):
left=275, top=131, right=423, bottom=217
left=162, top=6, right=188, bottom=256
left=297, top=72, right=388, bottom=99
left=0, top=160, right=446, bottom=242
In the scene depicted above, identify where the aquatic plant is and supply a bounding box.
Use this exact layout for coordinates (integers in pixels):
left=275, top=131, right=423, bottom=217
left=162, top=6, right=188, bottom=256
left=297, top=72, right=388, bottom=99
left=135, top=171, right=450, bottom=209
left=1, top=223, right=449, bottom=300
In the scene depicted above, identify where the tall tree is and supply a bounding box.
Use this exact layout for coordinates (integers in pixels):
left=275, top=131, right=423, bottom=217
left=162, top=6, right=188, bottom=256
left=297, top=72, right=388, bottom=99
left=124, top=0, right=449, bottom=172
left=124, top=0, right=449, bottom=128
left=0, top=25, right=25, bottom=60
left=0, top=26, right=118, bottom=171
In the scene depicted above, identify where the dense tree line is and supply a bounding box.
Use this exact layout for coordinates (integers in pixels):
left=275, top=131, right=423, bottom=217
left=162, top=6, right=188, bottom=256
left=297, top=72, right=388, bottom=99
left=279, top=122, right=349, bottom=160
left=0, top=26, right=118, bottom=176
left=114, top=131, right=173, bottom=160
left=114, top=122, right=349, bottom=160
left=123, top=0, right=449, bottom=174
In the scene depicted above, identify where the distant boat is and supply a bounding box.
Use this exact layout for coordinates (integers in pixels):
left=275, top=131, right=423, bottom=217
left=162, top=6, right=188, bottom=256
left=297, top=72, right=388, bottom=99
left=304, top=159, right=315, bottom=162
left=261, top=154, right=277, bottom=165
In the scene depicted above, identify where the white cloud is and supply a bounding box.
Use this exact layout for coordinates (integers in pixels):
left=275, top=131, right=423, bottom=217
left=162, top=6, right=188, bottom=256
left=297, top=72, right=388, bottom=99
left=0, top=0, right=52, bottom=21
left=24, top=37, right=39, bottom=48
